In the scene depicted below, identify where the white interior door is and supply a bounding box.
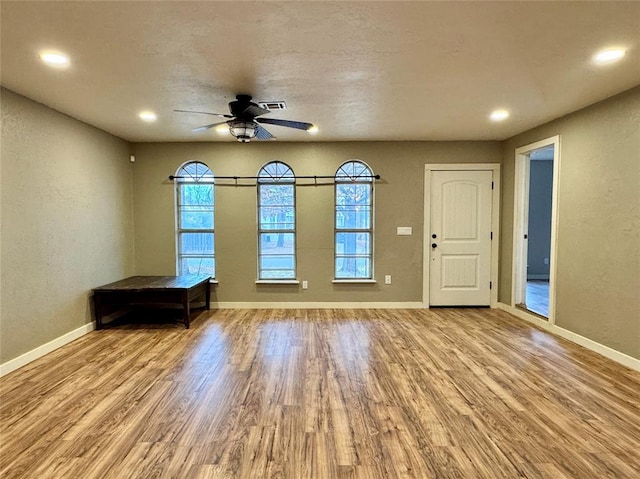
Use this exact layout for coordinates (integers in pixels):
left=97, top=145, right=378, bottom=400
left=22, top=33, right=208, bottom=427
left=429, top=170, right=493, bottom=306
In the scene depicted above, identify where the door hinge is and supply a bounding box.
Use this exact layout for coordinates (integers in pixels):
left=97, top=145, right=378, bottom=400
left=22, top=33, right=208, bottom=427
left=490, top=231, right=493, bottom=240
left=491, top=181, right=494, bottom=190
left=490, top=281, right=493, bottom=290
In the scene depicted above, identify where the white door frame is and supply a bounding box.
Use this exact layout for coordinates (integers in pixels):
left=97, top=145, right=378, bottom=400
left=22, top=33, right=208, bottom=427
left=423, top=164, right=501, bottom=308
left=512, top=135, right=561, bottom=324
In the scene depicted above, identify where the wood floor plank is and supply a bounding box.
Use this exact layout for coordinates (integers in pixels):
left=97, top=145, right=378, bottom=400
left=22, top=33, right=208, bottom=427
left=1, top=308, right=639, bottom=478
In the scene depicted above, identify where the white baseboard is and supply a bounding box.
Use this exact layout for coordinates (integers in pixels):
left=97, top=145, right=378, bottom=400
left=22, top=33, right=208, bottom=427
left=497, top=303, right=639, bottom=372
left=0, top=322, right=95, bottom=377
left=213, top=301, right=425, bottom=309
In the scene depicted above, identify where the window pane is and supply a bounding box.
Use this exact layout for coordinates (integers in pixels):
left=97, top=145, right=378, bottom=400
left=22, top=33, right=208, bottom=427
left=335, top=257, right=371, bottom=279
left=259, top=162, right=294, bottom=182
left=180, top=257, right=215, bottom=277
left=180, top=206, right=214, bottom=229
left=180, top=184, right=214, bottom=206
left=336, top=206, right=371, bottom=229
left=336, top=232, right=370, bottom=255
left=260, top=233, right=295, bottom=278
left=260, top=233, right=294, bottom=254
left=260, top=255, right=295, bottom=270
left=260, top=184, right=294, bottom=205
left=260, top=269, right=296, bottom=279
left=336, top=162, right=372, bottom=181
left=180, top=232, right=214, bottom=255
left=259, top=205, right=295, bottom=230
left=180, top=162, right=213, bottom=181
left=259, top=206, right=295, bottom=218
left=260, top=222, right=296, bottom=231
left=336, top=184, right=371, bottom=206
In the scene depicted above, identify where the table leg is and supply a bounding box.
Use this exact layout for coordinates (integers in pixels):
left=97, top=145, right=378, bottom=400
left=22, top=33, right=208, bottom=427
left=182, top=290, right=190, bottom=329
left=94, top=294, right=103, bottom=330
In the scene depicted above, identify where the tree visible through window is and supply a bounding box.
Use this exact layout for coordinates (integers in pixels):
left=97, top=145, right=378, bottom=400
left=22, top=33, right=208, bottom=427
left=175, top=161, right=215, bottom=278
left=335, top=161, right=374, bottom=279
left=257, top=161, right=296, bottom=280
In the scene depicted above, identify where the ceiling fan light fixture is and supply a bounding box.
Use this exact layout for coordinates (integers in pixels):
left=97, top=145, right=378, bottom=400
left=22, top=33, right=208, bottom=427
left=229, top=120, right=257, bottom=142
left=39, top=50, right=70, bottom=68
left=215, top=124, right=230, bottom=134
left=593, top=47, right=626, bottom=65
left=307, top=125, right=319, bottom=134
left=138, top=110, right=157, bottom=122
left=489, top=109, right=509, bottom=122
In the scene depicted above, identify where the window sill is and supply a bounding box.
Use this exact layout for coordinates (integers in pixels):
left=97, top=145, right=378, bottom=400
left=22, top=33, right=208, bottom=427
left=332, top=279, right=377, bottom=284
left=255, top=280, right=300, bottom=285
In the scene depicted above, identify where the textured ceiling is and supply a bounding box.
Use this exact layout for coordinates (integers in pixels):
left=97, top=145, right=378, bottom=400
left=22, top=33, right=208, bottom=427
left=1, top=1, right=639, bottom=142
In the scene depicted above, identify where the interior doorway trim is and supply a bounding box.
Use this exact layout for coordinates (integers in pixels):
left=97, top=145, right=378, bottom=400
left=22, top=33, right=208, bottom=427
left=512, top=136, right=561, bottom=324
left=423, top=163, right=501, bottom=308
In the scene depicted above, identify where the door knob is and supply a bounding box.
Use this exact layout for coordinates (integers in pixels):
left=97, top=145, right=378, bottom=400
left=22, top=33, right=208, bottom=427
left=432, top=243, right=438, bottom=249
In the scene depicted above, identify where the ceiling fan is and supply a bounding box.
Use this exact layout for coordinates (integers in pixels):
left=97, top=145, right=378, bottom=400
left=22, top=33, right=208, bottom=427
left=175, top=94, right=315, bottom=142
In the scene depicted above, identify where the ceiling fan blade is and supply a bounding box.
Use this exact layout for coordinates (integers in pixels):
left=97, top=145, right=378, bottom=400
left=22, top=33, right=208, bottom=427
left=256, top=118, right=314, bottom=131
left=255, top=124, right=275, bottom=140
left=242, top=104, right=270, bottom=118
left=192, top=121, right=229, bottom=132
left=175, top=109, right=233, bottom=118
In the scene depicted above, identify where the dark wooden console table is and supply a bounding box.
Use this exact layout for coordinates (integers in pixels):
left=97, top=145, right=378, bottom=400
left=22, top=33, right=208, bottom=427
left=92, top=275, right=211, bottom=329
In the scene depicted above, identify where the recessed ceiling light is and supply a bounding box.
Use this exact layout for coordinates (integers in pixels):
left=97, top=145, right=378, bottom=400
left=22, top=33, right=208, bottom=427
left=138, top=111, right=157, bottom=122
left=489, top=109, right=509, bottom=122
left=39, top=50, right=70, bottom=68
left=593, top=48, right=626, bottom=65
left=307, top=125, right=319, bottom=134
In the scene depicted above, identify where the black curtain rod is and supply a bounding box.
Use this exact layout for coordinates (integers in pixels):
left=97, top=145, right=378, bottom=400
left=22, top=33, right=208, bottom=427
left=168, top=174, right=381, bottom=181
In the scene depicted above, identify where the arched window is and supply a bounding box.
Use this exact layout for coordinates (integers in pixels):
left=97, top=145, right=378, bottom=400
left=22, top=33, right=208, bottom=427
left=175, top=161, right=215, bottom=278
left=257, top=161, right=296, bottom=280
left=335, top=161, right=374, bottom=279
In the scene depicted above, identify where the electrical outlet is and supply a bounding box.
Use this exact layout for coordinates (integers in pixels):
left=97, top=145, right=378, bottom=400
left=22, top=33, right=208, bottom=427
left=302, top=280, right=308, bottom=290
left=384, top=275, right=391, bottom=285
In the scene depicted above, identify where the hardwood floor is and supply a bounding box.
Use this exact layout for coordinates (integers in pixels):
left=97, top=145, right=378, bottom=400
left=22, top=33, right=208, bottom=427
left=1, top=308, right=639, bottom=478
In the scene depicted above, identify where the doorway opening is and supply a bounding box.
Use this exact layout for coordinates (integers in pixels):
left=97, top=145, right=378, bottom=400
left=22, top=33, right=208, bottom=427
left=512, top=136, right=560, bottom=322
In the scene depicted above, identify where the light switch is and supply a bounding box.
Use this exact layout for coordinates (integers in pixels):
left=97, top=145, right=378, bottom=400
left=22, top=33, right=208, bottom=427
left=397, top=227, right=412, bottom=236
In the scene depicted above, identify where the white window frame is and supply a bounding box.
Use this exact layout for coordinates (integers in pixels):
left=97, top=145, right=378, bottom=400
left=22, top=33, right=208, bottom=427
left=174, top=161, right=215, bottom=279
left=333, top=160, right=375, bottom=281
left=256, top=161, right=297, bottom=281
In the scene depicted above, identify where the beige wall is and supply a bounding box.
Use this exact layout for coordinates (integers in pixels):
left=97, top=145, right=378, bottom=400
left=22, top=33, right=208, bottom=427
left=0, top=89, right=135, bottom=363
left=499, top=86, right=640, bottom=358
left=4, top=81, right=636, bottom=365
left=131, top=141, right=501, bottom=304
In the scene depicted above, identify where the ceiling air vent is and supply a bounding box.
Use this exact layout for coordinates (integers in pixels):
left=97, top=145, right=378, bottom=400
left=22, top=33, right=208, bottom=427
left=258, top=101, right=287, bottom=111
